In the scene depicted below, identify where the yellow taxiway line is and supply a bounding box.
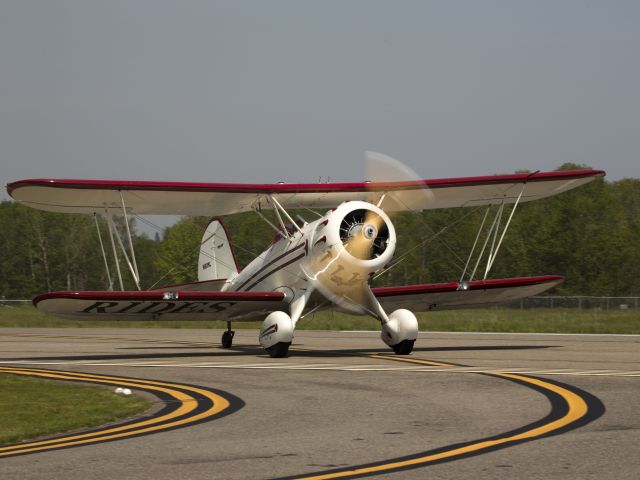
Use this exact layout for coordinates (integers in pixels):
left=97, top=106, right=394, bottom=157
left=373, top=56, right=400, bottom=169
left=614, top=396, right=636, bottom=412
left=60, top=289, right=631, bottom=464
left=0, top=366, right=240, bottom=458
left=283, top=355, right=598, bottom=480
left=1, top=334, right=604, bottom=479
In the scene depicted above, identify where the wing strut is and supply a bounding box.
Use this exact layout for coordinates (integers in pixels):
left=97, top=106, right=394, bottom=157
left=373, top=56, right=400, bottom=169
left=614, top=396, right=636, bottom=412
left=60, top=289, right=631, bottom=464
left=93, top=213, right=114, bottom=291
left=119, top=191, right=141, bottom=283
left=252, top=205, right=284, bottom=237
left=251, top=195, right=304, bottom=241
left=105, top=211, right=125, bottom=290
left=484, top=184, right=525, bottom=277
left=463, top=182, right=527, bottom=283
left=92, top=193, right=143, bottom=291
left=106, top=213, right=141, bottom=290
left=459, top=207, right=491, bottom=282
left=269, top=195, right=303, bottom=235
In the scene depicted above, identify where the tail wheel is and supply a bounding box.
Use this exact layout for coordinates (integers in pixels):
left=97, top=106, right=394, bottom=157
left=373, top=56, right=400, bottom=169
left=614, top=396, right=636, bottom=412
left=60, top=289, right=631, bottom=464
left=221, top=330, right=234, bottom=349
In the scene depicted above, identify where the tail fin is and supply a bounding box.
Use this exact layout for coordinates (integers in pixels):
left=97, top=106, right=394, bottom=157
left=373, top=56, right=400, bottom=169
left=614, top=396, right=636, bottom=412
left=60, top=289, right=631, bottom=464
left=198, top=218, right=240, bottom=282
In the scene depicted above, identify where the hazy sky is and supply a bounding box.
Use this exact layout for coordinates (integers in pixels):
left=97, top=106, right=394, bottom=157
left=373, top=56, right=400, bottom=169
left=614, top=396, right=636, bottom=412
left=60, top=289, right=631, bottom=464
left=1, top=1, right=638, bottom=198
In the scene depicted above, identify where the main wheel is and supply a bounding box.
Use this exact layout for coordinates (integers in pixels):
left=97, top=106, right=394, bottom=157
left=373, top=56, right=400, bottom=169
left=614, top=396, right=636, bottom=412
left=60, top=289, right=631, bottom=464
left=221, top=330, right=234, bottom=349
left=392, top=339, right=415, bottom=355
left=266, top=341, right=291, bottom=358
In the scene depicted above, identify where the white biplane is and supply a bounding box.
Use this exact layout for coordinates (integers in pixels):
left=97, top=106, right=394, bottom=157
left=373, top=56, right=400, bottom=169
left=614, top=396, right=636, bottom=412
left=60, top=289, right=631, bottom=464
left=7, top=154, right=604, bottom=357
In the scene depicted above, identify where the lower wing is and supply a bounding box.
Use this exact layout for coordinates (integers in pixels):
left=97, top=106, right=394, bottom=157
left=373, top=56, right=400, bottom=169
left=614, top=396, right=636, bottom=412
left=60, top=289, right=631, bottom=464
left=372, top=275, right=563, bottom=312
left=34, top=275, right=562, bottom=321
left=34, top=290, right=286, bottom=322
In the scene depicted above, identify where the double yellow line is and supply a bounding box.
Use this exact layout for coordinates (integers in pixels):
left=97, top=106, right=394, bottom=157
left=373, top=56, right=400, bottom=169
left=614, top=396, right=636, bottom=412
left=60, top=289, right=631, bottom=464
left=283, top=355, right=599, bottom=480
left=0, top=366, right=240, bottom=458
left=0, top=346, right=603, bottom=479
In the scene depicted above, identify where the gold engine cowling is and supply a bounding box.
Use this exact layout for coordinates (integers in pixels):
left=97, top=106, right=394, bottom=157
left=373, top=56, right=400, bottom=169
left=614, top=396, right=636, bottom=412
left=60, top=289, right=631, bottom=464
left=303, top=201, right=397, bottom=312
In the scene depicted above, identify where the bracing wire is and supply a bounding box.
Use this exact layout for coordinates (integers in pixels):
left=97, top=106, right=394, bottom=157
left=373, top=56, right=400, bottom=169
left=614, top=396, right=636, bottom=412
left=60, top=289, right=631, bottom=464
left=374, top=206, right=484, bottom=280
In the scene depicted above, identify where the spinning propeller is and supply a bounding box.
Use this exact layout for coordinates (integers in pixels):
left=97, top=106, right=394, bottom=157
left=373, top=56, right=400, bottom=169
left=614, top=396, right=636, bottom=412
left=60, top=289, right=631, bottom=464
left=341, top=151, right=434, bottom=261
left=305, top=152, right=433, bottom=315
left=364, top=150, right=434, bottom=213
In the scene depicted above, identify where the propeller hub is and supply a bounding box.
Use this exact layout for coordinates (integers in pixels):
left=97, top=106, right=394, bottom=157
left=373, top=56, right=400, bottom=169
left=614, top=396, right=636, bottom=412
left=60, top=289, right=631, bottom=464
left=363, top=224, right=377, bottom=240
left=338, top=208, right=391, bottom=261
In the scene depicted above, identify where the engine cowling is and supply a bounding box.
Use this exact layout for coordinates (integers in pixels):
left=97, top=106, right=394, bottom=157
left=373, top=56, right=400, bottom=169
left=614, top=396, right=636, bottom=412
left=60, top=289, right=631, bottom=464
left=303, top=201, right=397, bottom=312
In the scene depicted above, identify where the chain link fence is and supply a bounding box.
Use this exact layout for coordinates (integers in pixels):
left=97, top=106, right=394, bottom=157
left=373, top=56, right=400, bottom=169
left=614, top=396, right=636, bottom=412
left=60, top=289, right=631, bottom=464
left=0, top=300, right=31, bottom=307
left=3, top=297, right=640, bottom=310
left=510, top=296, right=640, bottom=310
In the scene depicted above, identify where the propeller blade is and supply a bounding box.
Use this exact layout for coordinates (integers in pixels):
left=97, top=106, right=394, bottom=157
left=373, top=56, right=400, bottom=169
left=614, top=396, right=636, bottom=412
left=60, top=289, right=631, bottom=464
left=365, top=151, right=434, bottom=213
left=307, top=152, right=429, bottom=316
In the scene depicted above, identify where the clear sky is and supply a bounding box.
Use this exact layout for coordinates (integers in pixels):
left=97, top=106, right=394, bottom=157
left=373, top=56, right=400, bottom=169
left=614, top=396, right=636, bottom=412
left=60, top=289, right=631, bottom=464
left=1, top=1, right=638, bottom=195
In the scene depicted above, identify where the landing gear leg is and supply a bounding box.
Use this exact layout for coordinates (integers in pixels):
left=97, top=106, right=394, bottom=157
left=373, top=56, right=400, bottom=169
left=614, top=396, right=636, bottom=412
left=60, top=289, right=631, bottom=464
left=361, top=288, right=418, bottom=355
left=221, top=321, right=235, bottom=349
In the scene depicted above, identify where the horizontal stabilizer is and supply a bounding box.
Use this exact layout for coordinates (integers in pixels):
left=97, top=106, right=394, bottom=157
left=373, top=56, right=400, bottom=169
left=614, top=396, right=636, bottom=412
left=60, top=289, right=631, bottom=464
left=372, top=275, right=563, bottom=312
left=34, top=290, right=287, bottom=322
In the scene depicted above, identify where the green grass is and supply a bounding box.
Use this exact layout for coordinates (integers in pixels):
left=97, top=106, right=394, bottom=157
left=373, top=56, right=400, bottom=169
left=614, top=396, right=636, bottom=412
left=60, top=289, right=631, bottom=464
left=0, top=374, right=151, bottom=444
left=301, top=309, right=640, bottom=334
left=1, top=304, right=639, bottom=334
left=416, top=308, right=640, bottom=334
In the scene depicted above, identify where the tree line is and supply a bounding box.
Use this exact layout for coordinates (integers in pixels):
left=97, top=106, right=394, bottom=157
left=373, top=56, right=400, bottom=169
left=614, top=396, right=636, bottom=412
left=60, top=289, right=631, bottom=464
left=1, top=164, right=638, bottom=299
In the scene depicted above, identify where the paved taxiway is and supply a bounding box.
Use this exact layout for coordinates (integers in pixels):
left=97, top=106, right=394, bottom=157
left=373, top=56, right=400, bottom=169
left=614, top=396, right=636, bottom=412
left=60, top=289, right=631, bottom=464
left=1, top=328, right=638, bottom=479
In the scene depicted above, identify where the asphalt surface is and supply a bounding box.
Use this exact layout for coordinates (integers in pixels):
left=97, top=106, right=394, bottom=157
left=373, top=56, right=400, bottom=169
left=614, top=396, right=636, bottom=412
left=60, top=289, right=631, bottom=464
left=0, top=328, right=638, bottom=479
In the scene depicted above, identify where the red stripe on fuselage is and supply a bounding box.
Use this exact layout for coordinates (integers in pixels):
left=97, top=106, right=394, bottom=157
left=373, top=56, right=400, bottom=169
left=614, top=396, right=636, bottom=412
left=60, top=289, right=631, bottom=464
left=235, top=241, right=308, bottom=292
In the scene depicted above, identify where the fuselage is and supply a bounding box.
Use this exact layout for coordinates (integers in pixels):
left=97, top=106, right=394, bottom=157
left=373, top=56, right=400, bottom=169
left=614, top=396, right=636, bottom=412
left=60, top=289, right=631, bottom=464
left=225, top=201, right=397, bottom=315
left=226, top=219, right=313, bottom=298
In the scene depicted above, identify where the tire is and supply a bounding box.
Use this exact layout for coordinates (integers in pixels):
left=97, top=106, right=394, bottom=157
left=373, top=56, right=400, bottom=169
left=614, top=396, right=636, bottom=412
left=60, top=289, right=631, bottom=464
left=266, top=342, right=291, bottom=358
left=392, top=339, right=415, bottom=355
left=221, top=330, right=234, bottom=349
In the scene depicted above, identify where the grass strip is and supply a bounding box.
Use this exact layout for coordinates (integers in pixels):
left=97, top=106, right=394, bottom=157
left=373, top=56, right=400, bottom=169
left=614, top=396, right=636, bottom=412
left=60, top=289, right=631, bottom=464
left=1, top=304, right=639, bottom=334
left=0, top=374, right=151, bottom=444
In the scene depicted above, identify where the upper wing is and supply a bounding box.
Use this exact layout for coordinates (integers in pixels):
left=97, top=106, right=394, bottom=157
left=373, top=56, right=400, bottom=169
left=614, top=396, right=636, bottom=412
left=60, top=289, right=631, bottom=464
left=7, top=169, right=604, bottom=216
left=34, top=290, right=287, bottom=322
left=372, top=275, right=563, bottom=312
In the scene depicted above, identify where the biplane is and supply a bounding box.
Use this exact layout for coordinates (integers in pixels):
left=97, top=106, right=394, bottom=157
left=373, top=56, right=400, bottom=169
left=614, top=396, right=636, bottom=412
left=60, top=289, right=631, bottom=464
left=7, top=154, right=604, bottom=357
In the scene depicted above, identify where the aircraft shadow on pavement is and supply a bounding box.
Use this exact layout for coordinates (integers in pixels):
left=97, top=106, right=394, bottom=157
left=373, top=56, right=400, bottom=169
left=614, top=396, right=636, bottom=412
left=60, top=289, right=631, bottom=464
left=1, top=345, right=555, bottom=362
